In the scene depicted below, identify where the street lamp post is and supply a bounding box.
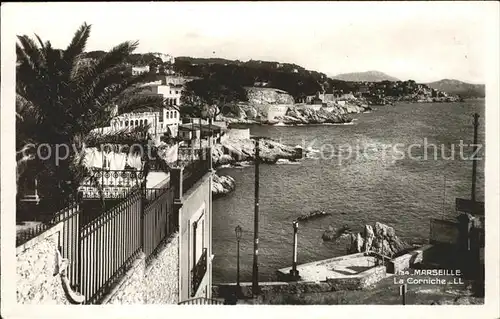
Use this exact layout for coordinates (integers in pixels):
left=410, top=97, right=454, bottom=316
left=235, top=225, right=242, bottom=293
left=289, top=220, right=300, bottom=280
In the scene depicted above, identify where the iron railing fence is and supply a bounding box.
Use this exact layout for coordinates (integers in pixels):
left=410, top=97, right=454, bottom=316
left=145, top=185, right=171, bottom=204
left=182, top=148, right=210, bottom=194
left=17, top=167, right=187, bottom=304
left=191, top=248, right=208, bottom=297
left=16, top=222, right=52, bottom=247
left=50, top=202, right=81, bottom=289
left=143, top=184, right=177, bottom=265
left=79, top=169, right=145, bottom=200
left=79, top=189, right=143, bottom=304
left=178, top=297, right=224, bottom=305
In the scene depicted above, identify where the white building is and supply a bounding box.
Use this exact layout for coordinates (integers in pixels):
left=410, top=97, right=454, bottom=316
left=109, top=107, right=180, bottom=137
left=132, top=65, right=150, bottom=75
left=149, top=83, right=183, bottom=107
left=151, top=53, right=175, bottom=64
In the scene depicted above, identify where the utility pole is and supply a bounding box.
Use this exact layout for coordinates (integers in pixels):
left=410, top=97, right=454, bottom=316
left=471, top=113, right=479, bottom=203
left=199, top=117, right=203, bottom=160
left=400, top=284, right=407, bottom=305
left=252, top=137, right=261, bottom=297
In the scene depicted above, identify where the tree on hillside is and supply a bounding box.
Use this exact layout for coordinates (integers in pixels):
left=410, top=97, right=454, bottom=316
left=16, top=22, right=165, bottom=204
left=174, top=58, right=325, bottom=100
left=180, top=77, right=247, bottom=120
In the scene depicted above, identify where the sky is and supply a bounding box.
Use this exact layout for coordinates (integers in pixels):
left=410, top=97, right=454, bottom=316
left=3, top=2, right=497, bottom=84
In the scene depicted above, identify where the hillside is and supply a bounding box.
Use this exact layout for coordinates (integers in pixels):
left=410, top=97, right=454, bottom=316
left=426, top=79, right=485, bottom=98
left=331, top=71, right=400, bottom=82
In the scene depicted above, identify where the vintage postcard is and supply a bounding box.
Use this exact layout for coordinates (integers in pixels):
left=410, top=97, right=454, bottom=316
left=1, top=1, right=499, bottom=318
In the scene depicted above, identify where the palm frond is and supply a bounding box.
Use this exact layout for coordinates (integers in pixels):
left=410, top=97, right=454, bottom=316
left=75, top=41, right=138, bottom=86
left=113, top=93, right=165, bottom=116
left=16, top=35, right=44, bottom=70
left=85, top=125, right=150, bottom=148
left=63, top=22, right=91, bottom=67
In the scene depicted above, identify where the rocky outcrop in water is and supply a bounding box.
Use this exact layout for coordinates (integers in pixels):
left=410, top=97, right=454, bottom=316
left=212, top=137, right=303, bottom=167
left=297, top=210, right=331, bottom=222
left=323, top=222, right=410, bottom=257
left=276, top=107, right=352, bottom=125
left=212, top=173, right=236, bottom=197
left=354, top=222, right=409, bottom=256
left=322, top=224, right=352, bottom=241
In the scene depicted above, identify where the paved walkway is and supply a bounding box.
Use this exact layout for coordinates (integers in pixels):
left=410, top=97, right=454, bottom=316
left=278, top=253, right=379, bottom=282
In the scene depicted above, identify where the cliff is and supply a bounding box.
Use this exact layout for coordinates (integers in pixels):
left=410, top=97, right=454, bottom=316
left=246, top=87, right=295, bottom=105
left=221, top=87, right=370, bottom=125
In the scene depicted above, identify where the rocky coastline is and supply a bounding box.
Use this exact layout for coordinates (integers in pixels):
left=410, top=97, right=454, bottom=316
left=212, top=173, right=236, bottom=198
left=212, top=136, right=304, bottom=167
left=219, top=87, right=372, bottom=126
left=323, top=222, right=411, bottom=257
left=220, top=102, right=371, bottom=126
left=371, top=95, right=463, bottom=105
left=210, top=135, right=305, bottom=198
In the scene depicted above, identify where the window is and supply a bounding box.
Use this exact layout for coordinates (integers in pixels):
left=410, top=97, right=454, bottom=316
left=192, top=214, right=205, bottom=269
left=125, top=120, right=129, bottom=126
left=190, top=207, right=206, bottom=297
left=144, top=119, right=148, bottom=125
left=140, top=119, right=143, bottom=125
left=135, top=120, right=139, bottom=126
left=175, top=90, right=179, bottom=94
left=166, top=112, right=170, bottom=119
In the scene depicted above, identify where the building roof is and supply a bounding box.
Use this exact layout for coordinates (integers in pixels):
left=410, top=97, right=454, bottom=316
left=179, top=123, right=223, bottom=133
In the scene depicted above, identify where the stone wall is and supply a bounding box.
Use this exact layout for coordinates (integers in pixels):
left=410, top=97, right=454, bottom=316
left=102, top=254, right=146, bottom=304
left=144, top=234, right=179, bottom=304
left=102, top=233, right=180, bottom=304
left=214, top=266, right=386, bottom=302
left=359, top=265, right=387, bottom=287
left=16, top=223, right=70, bottom=304
left=388, top=245, right=433, bottom=274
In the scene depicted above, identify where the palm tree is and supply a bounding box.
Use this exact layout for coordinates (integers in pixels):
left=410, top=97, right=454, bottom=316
left=16, top=22, right=165, bottom=204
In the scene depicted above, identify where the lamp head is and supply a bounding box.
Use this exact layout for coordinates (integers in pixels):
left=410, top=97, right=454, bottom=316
left=235, top=225, right=242, bottom=240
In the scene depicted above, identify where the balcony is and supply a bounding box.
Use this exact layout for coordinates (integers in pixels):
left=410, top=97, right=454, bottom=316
left=191, top=248, right=208, bottom=297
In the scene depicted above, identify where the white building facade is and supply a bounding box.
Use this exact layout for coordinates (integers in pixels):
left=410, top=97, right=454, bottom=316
left=109, top=107, right=180, bottom=137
